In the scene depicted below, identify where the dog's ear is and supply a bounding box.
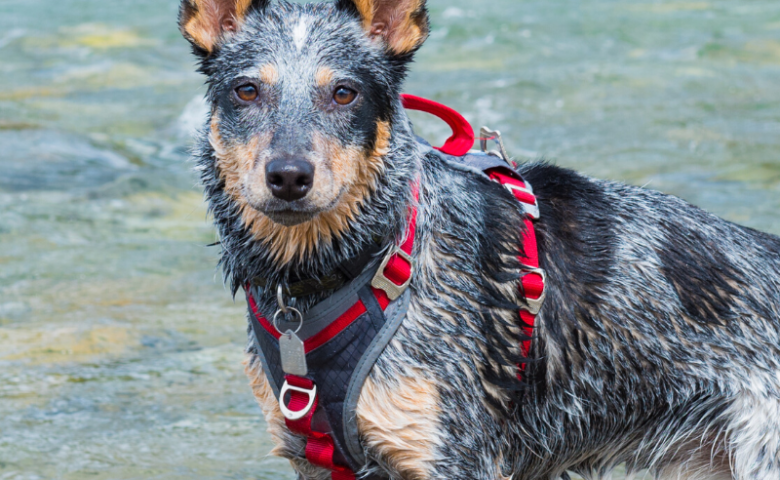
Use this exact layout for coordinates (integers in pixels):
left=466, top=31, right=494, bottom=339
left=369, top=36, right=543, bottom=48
left=179, top=0, right=269, bottom=55
left=336, top=0, right=429, bottom=56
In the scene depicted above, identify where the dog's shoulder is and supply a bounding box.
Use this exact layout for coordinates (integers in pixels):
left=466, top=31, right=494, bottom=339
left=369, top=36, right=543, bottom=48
left=521, top=160, right=780, bottom=336
left=421, top=149, right=529, bottom=250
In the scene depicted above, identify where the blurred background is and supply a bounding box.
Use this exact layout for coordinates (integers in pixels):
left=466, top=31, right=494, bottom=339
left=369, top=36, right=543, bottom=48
left=1, top=0, right=779, bottom=479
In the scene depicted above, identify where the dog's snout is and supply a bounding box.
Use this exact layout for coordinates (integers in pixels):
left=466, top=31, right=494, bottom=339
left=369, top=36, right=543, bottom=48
left=265, top=159, right=315, bottom=202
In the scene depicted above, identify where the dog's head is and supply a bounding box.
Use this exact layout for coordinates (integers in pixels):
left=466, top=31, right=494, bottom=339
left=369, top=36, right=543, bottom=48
left=180, top=0, right=428, bottom=264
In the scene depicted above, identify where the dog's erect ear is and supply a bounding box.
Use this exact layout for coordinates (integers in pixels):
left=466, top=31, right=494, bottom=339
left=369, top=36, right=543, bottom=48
left=336, top=0, right=429, bottom=55
left=179, top=0, right=269, bottom=55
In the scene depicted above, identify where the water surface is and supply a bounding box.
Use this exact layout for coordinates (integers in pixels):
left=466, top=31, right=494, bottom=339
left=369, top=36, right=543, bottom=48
left=1, top=0, right=779, bottom=478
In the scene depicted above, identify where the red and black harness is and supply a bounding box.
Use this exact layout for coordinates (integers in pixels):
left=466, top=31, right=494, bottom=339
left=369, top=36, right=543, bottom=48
left=244, top=95, right=546, bottom=480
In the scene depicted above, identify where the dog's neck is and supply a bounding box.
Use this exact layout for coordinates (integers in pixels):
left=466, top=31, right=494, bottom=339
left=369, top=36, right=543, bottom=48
left=206, top=102, right=422, bottom=310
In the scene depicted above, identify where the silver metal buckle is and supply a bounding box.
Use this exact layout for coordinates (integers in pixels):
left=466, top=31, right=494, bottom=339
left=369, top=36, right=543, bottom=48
left=480, top=126, right=514, bottom=168
left=520, top=267, right=547, bottom=315
left=279, top=380, right=317, bottom=421
left=505, top=182, right=540, bottom=220
left=371, top=246, right=415, bottom=301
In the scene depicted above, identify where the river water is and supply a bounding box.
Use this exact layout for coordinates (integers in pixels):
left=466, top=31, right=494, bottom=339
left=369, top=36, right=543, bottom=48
left=1, top=1, right=779, bottom=479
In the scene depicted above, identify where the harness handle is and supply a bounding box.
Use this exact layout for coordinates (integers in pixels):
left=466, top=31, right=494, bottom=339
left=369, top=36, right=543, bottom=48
left=401, top=94, right=475, bottom=157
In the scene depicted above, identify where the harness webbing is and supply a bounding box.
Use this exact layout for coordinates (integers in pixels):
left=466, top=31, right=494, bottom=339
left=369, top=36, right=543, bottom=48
left=486, top=169, right=545, bottom=369
left=244, top=96, right=545, bottom=480
left=284, top=375, right=354, bottom=480
left=247, top=189, right=418, bottom=480
left=248, top=291, right=389, bottom=354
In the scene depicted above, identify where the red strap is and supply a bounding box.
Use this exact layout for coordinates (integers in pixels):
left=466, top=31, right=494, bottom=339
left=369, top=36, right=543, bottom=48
left=248, top=294, right=369, bottom=354
left=379, top=182, right=419, bottom=287
left=401, top=94, right=474, bottom=157
left=519, top=217, right=542, bottom=359
left=331, top=470, right=357, bottom=480
left=486, top=168, right=544, bottom=371
left=283, top=375, right=318, bottom=435
left=282, top=375, right=355, bottom=480
left=248, top=287, right=393, bottom=352
left=383, top=256, right=412, bottom=286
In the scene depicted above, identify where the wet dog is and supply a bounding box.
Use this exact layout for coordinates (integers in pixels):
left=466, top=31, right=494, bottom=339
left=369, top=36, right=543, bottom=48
left=179, top=0, right=780, bottom=478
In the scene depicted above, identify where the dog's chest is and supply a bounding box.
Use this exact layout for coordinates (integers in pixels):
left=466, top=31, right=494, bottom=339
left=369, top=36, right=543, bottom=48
left=244, top=150, right=544, bottom=479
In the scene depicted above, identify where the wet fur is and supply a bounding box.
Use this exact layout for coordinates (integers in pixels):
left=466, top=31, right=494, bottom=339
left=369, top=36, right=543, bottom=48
left=182, top=1, right=780, bottom=479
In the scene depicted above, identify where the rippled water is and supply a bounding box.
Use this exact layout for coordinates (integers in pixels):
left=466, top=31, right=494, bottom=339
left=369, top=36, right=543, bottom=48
left=1, top=1, right=779, bottom=478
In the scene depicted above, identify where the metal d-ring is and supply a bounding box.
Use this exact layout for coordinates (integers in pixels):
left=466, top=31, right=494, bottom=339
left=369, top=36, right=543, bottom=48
left=273, top=307, right=303, bottom=336
left=279, top=381, right=317, bottom=421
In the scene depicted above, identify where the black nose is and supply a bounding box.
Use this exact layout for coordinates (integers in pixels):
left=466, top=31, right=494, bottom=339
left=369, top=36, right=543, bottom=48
left=265, top=159, right=315, bottom=202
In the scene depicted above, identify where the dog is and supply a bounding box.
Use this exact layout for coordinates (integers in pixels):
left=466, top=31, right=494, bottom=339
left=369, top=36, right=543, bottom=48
left=178, top=0, right=780, bottom=479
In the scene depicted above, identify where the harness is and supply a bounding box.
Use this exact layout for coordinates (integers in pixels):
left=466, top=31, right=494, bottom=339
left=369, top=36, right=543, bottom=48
left=244, top=95, right=546, bottom=480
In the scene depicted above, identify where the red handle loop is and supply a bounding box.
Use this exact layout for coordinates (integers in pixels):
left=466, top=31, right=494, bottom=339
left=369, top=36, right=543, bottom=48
left=401, top=94, right=475, bottom=157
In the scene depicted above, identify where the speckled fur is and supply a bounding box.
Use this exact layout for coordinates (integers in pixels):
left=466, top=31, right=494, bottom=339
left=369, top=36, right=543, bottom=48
left=181, top=1, right=780, bottom=479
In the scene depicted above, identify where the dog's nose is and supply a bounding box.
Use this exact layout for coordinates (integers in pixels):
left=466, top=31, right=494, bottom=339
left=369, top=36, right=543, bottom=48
left=265, top=159, right=315, bottom=202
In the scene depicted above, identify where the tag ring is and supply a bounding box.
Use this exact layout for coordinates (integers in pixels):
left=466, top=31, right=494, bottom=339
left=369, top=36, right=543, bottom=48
left=273, top=308, right=303, bottom=336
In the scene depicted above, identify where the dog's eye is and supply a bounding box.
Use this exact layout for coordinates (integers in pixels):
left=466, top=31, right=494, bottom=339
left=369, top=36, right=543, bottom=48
left=235, top=84, right=259, bottom=102
left=333, top=87, right=358, bottom=106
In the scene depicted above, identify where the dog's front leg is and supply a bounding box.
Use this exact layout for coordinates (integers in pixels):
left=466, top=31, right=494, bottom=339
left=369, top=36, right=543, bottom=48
left=247, top=352, right=509, bottom=480
left=244, top=353, right=333, bottom=480
left=356, top=371, right=512, bottom=480
left=355, top=372, right=440, bottom=479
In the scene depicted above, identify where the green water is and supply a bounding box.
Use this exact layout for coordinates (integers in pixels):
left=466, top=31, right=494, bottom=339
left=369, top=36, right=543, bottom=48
left=1, top=1, right=779, bottom=478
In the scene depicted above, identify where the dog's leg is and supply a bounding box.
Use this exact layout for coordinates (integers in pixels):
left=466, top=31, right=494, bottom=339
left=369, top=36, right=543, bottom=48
left=726, top=385, right=780, bottom=480
left=245, top=352, right=508, bottom=480
left=356, top=372, right=443, bottom=479
left=356, top=370, right=517, bottom=480
left=652, top=439, right=732, bottom=480
left=244, top=352, right=331, bottom=480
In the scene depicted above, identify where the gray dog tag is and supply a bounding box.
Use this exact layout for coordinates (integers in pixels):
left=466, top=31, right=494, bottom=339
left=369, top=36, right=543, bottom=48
left=279, top=330, right=308, bottom=376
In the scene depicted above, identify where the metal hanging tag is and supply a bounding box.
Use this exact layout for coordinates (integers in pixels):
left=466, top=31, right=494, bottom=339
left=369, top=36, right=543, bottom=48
left=279, top=329, right=308, bottom=376
left=273, top=288, right=307, bottom=376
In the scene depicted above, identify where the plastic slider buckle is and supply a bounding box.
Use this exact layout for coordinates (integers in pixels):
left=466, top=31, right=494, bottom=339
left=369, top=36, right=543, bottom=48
left=371, top=246, right=415, bottom=301
left=505, top=183, right=540, bottom=220
left=520, top=267, right=547, bottom=315
left=279, top=380, right=317, bottom=421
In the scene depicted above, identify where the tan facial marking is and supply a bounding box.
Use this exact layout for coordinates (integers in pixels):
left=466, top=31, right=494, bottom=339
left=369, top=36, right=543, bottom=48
left=210, top=115, right=269, bottom=200
left=259, top=63, right=279, bottom=85
left=356, top=371, right=441, bottom=478
left=315, top=66, right=335, bottom=87
left=211, top=115, right=391, bottom=266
